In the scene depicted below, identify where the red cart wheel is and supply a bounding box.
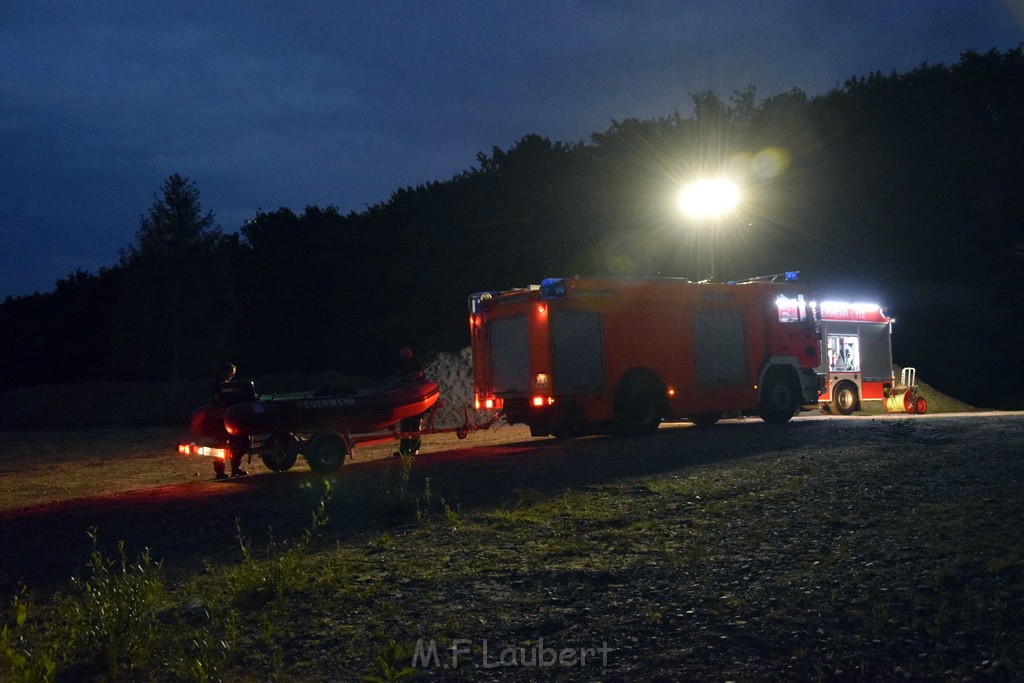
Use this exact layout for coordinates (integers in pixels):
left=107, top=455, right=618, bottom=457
left=915, top=396, right=927, bottom=414
left=902, top=389, right=915, bottom=413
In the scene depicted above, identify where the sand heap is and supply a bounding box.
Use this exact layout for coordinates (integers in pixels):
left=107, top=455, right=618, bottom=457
left=422, top=347, right=474, bottom=427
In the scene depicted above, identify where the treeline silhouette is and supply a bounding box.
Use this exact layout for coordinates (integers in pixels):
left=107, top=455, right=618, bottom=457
left=1, top=48, right=1021, bottom=408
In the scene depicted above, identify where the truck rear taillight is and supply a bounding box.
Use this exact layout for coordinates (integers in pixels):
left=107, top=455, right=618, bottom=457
left=532, top=396, right=555, bottom=407
left=474, top=395, right=503, bottom=411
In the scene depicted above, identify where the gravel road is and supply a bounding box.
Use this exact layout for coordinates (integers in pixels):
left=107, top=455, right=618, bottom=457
left=1, top=412, right=1019, bottom=593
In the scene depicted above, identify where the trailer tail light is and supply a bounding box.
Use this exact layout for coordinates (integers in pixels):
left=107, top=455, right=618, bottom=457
left=178, top=443, right=227, bottom=459
left=532, top=396, right=554, bottom=407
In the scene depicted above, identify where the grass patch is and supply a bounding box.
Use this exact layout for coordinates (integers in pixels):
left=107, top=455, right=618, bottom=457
left=4, top=433, right=1024, bottom=680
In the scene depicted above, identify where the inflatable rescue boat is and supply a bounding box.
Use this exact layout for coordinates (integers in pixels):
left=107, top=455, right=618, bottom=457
left=189, top=375, right=440, bottom=439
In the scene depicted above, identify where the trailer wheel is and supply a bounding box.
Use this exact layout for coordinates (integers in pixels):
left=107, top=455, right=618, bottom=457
left=833, top=382, right=859, bottom=416
left=759, top=368, right=799, bottom=424
left=261, top=432, right=300, bottom=472
left=305, top=431, right=347, bottom=474
left=613, top=370, right=666, bottom=436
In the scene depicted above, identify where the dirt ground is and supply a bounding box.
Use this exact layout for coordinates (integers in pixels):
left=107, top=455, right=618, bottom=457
left=1, top=410, right=1020, bottom=599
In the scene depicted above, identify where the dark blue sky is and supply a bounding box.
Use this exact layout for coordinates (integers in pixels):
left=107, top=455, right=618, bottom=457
left=2, top=1, right=1022, bottom=298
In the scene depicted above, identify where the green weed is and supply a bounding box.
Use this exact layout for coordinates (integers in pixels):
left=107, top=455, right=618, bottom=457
left=363, top=639, right=417, bottom=682
left=1, top=589, right=57, bottom=683
left=58, top=529, right=166, bottom=677
left=441, top=497, right=461, bottom=526
left=231, top=482, right=333, bottom=604
left=375, top=532, right=395, bottom=550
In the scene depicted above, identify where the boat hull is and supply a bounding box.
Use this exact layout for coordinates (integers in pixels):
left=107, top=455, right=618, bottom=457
left=221, top=379, right=440, bottom=437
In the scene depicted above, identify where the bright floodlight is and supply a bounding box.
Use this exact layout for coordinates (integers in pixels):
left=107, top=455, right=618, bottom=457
left=678, top=178, right=741, bottom=219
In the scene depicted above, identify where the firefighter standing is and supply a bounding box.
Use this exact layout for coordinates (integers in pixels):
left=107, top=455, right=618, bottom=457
left=212, top=362, right=249, bottom=479
left=393, top=347, right=425, bottom=457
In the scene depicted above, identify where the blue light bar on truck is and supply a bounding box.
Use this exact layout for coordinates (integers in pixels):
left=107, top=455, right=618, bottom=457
left=539, top=278, right=566, bottom=300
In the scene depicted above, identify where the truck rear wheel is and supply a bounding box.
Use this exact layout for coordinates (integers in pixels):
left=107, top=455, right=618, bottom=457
left=759, top=368, right=799, bottom=424
left=613, top=370, right=666, bottom=436
left=305, top=431, right=347, bottom=474
left=261, top=432, right=300, bottom=472
left=833, top=382, right=858, bottom=415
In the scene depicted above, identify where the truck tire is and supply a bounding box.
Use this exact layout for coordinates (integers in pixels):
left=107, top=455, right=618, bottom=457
left=759, top=368, right=799, bottom=424
left=613, top=370, right=667, bottom=436
left=833, top=382, right=858, bottom=415
left=305, top=431, right=347, bottom=474
left=260, top=432, right=300, bottom=472
left=551, top=404, right=585, bottom=440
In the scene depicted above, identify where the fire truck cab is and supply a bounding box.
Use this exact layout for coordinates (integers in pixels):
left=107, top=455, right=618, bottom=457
left=815, top=301, right=894, bottom=414
left=469, top=275, right=822, bottom=437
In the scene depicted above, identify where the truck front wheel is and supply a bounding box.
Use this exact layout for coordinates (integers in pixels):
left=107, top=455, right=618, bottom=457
left=759, top=368, right=799, bottom=424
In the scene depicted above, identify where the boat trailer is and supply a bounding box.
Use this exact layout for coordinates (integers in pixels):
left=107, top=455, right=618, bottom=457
left=179, top=398, right=503, bottom=475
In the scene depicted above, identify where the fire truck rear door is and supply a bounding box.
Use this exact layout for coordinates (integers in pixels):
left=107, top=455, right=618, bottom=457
left=550, top=310, right=604, bottom=392
left=490, top=316, right=531, bottom=394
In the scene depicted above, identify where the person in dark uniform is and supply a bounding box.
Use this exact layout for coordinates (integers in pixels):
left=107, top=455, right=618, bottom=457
left=393, top=347, right=425, bottom=457
left=212, top=362, right=249, bottom=479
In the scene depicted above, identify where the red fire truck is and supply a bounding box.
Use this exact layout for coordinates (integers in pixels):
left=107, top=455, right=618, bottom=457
left=814, top=301, right=894, bottom=414
left=469, top=274, right=822, bottom=437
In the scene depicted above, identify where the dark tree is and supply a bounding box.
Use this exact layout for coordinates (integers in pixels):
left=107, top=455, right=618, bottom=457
left=121, top=174, right=221, bottom=263
left=116, top=174, right=237, bottom=381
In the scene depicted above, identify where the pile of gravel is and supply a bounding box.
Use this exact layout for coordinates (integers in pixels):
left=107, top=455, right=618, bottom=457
left=423, top=347, right=474, bottom=428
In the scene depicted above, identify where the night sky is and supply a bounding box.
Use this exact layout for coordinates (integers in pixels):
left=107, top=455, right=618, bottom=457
left=2, top=1, right=1022, bottom=299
